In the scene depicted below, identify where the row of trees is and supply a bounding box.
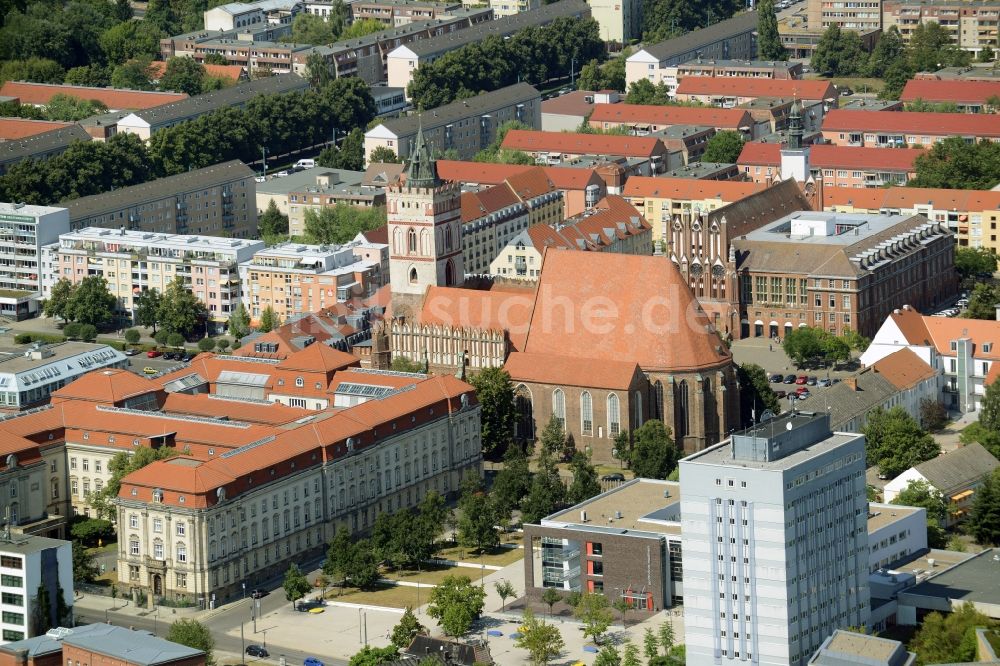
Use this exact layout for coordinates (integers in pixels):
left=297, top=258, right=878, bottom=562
left=43, top=276, right=118, bottom=328
left=782, top=326, right=869, bottom=368
left=407, top=17, right=604, bottom=110
left=641, top=0, right=742, bottom=42
left=283, top=9, right=384, bottom=46
left=909, top=137, right=1000, bottom=191
left=0, top=78, right=377, bottom=205
left=303, top=204, right=387, bottom=245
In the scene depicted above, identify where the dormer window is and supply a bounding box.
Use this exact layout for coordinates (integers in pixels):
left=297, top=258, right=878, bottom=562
left=985, top=343, right=993, bottom=353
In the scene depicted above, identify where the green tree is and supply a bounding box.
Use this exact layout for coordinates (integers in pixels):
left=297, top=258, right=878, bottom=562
left=71, top=542, right=97, bottom=583
left=89, top=445, right=178, bottom=519
left=865, top=26, right=904, bottom=77
left=369, top=146, right=401, bottom=164
left=469, top=367, right=516, bottom=458
left=920, top=398, right=948, bottom=432
left=457, top=477, right=498, bottom=552
left=756, top=0, right=786, bottom=60
left=880, top=60, right=915, bottom=100
left=625, top=79, right=672, bottom=105
left=595, top=646, right=621, bottom=666
left=910, top=137, right=1000, bottom=190
left=521, top=449, right=567, bottom=524
left=159, top=56, right=206, bottom=96
left=257, top=199, right=289, bottom=241
left=567, top=450, right=601, bottom=504
left=643, top=628, right=659, bottom=660
left=970, top=467, right=1000, bottom=546
left=539, top=418, right=567, bottom=457
left=286, top=13, right=337, bottom=45
left=701, top=130, right=745, bottom=163
left=516, top=608, right=564, bottom=666
left=79, top=324, right=97, bottom=342
left=658, top=622, right=676, bottom=653
left=494, top=579, right=516, bottom=612
left=349, top=646, right=399, bottom=666
left=341, top=18, right=384, bottom=39
left=892, top=479, right=949, bottom=548
left=283, top=563, right=312, bottom=609
left=738, top=363, right=780, bottom=426
left=124, top=328, right=141, bottom=347
left=864, top=406, right=940, bottom=477
left=541, top=587, right=562, bottom=617
left=427, top=575, right=486, bottom=637
left=910, top=602, right=994, bottom=664
left=154, top=330, right=169, bottom=346
left=390, top=607, right=425, bottom=649
left=257, top=305, right=279, bottom=333
left=965, top=283, right=1000, bottom=320
left=110, top=58, right=156, bottom=90
left=157, top=276, right=206, bottom=338
left=166, top=619, right=215, bottom=666
left=472, top=120, right=533, bottom=163
left=629, top=420, right=678, bottom=479
left=197, top=337, right=216, bottom=352
left=810, top=24, right=867, bottom=76
left=216, top=338, right=230, bottom=352
left=63, top=323, right=82, bottom=340
left=318, top=127, right=365, bottom=170
left=575, top=593, right=614, bottom=644
left=909, top=21, right=970, bottom=73
left=67, top=275, right=117, bottom=327
left=43, top=94, right=108, bottom=121
left=99, top=20, right=162, bottom=65
left=955, top=247, right=998, bottom=285
left=622, top=642, right=641, bottom=666
left=0, top=58, right=65, bottom=85
left=227, top=302, right=250, bottom=340
left=323, top=526, right=353, bottom=593
left=134, top=289, right=162, bottom=333
left=491, top=443, right=532, bottom=518
left=167, top=332, right=185, bottom=349
left=44, top=278, right=75, bottom=322
left=303, top=204, right=387, bottom=245
left=783, top=326, right=827, bottom=367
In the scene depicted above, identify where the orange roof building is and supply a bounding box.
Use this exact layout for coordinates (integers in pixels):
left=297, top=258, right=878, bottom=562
left=500, top=130, right=668, bottom=161
left=588, top=103, right=754, bottom=134
left=736, top=142, right=923, bottom=187
left=821, top=109, right=1000, bottom=146
left=0, top=81, right=188, bottom=111
left=148, top=61, right=247, bottom=84
left=900, top=79, right=1000, bottom=110
left=674, top=77, right=838, bottom=104
left=0, top=118, right=75, bottom=140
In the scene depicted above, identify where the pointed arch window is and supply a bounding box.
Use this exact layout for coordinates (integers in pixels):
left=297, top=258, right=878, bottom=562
left=581, top=391, right=593, bottom=435
left=608, top=393, right=620, bottom=437
left=552, top=389, right=565, bottom=427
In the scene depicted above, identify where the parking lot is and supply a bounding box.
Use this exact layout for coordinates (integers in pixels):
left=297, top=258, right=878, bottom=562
left=125, top=352, right=192, bottom=377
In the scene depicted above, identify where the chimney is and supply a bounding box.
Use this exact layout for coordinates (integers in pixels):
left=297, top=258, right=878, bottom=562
left=844, top=377, right=858, bottom=391
left=995, top=303, right=1000, bottom=322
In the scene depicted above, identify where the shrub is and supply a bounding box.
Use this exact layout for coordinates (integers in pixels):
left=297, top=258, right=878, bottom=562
left=124, top=328, right=141, bottom=346
left=216, top=338, right=231, bottom=352
left=78, top=324, right=97, bottom=342
left=63, top=323, right=82, bottom=339
left=197, top=338, right=216, bottom=352
left=13, top=333, right=32, bottom=344
left=154, top=330, right=169, bottom=346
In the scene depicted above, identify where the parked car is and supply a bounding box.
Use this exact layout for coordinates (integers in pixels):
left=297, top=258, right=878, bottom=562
left=795, top=375, right=808, bottom=385
left=796, top=387, right=811, bottom=398
left=601, top=473, right=626, bottom=482
left=124, top=348, right=139, bottom=356
left=142, top=367, right=157, bottom=375
left=254, top=175, right=266, bottom=183
left=783, top=374, right=797, bottom=384
left=817, top=378, right=831, bottom=387
left=183, top=353, right=195, bottom=362
left=246, top=645, right=269, bottom=658
left=146, top=350, right=162, bottom=358
left=275, top=170, right=290, bottom=177
left=769, top=373, right=784, bottom=383
left=774, top=390, right=787, bottom=399
left=304, top=658, right=324, bottom=666
left=806, top=376, right=817, bottom=386
left=295, top=159, right=316, bottom=169
left=250, top=589, right=267, bottom=599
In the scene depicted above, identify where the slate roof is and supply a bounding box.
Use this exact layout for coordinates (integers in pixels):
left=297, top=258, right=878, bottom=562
left=636, top=12, right=758, bottom=62
left=0, top=124, right=90, bottom=166
left=913, top=442, right=999, bottom=497
left=825, top=369, right=899, bottom=431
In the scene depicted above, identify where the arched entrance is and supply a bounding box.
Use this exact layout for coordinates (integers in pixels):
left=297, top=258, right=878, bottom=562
left=754, top=320, right=764, bottom=337
left=784, top=322, right=793, bottom=339
left=152, top=574, right=162, bottom=596
left=514, top=385, right=534, bottom=442
left=740, top=319, right=750, bottom=339
left=769, top=321, right=779, bottom=338
left=445, top=259, right=455, bottom=286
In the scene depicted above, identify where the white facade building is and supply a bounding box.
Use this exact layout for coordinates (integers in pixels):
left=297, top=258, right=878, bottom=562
left=680, top=412, right=870, bottom=666
left=204, top=0, right=299, bottom=31
left=0, top=203, right=69, bottom=319
left=0, top=342, right=128, bottom=412
left=866, top=503, right=927, bottom=574
left=0, top=535, right=73, bottom=644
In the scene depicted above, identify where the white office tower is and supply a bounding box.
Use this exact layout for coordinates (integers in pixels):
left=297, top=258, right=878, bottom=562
left=680, top=412, right=870, bottom=666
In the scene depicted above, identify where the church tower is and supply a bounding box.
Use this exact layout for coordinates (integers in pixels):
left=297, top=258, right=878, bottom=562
left=387, top=122, right=464, bottom=320
left=780, top=99, right=811, bottom=182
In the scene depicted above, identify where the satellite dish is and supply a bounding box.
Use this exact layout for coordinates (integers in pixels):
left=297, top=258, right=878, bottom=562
left=786, top=422, right=793, bottom=431
left=758, top=410, right=775, bottom=423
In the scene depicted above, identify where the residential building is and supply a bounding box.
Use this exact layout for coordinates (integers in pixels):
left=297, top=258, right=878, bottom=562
left=681, top=411, right=870, bottom=666
left=371, top=85, right=409, bottom=117
left=588, top=103, right=756, bottom=137
left=915, top=65, right=1000, bottom=81
left=808, top=631, right=916, bottom=666
left=737, top=143, right=922, bottom=187
left=286, top=172, right=388, bottom=237
left=821, top=109, right=1000, bottom=147
left=657, top=160, right=741, bottom=180
left=460, top=168, right=563, bottom=274
left=869, top=348, right=941, bottom=426
left=641, top=59, right=804, bottom=98
left=148, top=61, right=248, bottom=85
left=625, top=12, right=759, bottom=87
left=489, top=196, right=651, bottom=279
left=116, top=75, right=309, bottom=140
left=49, top=228, right=264, bottom=332
left=675, top=77, right=838, bottom=109
left=435, top=160, right=606, bottom=217
left=822, top=186, right=1000, bottom=250
left=0, top=203, right=69, bottom=317
left=0, top=624, right=206, bottom=666
left=884, top=443, right=999, bottom=525
left=0, top=125, right=90, bottom=175
left=860, top=305, right=1000, bottom=412
left=349, top=0, right=463, bottom=25
left=364, top=83, right=541, bottom=163
left=0, top=535, right=72, bottom=645
left=733, top=211, right=957, bottom=339
left=866, top=504, right=927, bottom=574
left=61, top=160, right=258, bottom=238
left=883, top=0, right=1000, bottom=57
left=0, top=82, right=187, bottom=112
left=900, top=78, right=1000, bottom=112
left=385, top=0, right=591, bottom=93
left=231, top=303, right=377, bottom=361
left=586, top=0, right=640, bottom=43
left=204, top=0, right=299, bottom=31
left=255, top=167, right=365, bottom=217
left=806, top=0, right=882, bottom=35
left=477, top=0, right=540, bottom=17
left=651, top=125, right=717, bottom=164
left=499, top=130, right=670, bottom=169
left=240, top=239, right=388, bottom=323
left=541, top=90, right=605, bottom=132
left=0, top=342, right=128, bottom=413
left=777, top=14, right=880, bottom=59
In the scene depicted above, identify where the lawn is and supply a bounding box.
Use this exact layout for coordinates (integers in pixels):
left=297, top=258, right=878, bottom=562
left=383, top=564, right=467, bottom=586
left=435, top=545, right=524, bottom=567
left=323, top=584, right=425, bottom=609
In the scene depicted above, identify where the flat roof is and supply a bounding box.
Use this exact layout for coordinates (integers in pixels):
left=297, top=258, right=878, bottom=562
left=904, top=548, right=1000, bottom=604
left=660, top=161, right=737, bottom=178
left=684, top=425, right=861, bottom=472
left=0, top=202, right=66, bottom=218
left=892, top=548, right=976, bottom=582
left=821, top=631, right=905, bottom=662
left=742, top=211, right=916, bottom=246
left=0, top=534, right=69, bottom=555
left=868, top=503, right=923, bottom=533
left=256, top=167, right=365, bottom=197
left=543, top=478, right=681, bottom=536
left=59, top=227, right=263, bottom=253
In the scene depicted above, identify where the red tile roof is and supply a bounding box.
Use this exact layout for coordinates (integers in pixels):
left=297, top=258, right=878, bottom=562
left=885, top=306, right=1000, bottom=362
left=0, top=118, right=74, bottom=140
left=675, top=77, right=837, bottom=100
left=523, top=196, right=650, bottom=251
left=736, top=141, right=780, bottom=166
left=148, top=61, right=246, bottom=83
left=436, top=161, right=600, bottom=191
left=504, top=352, right=640, bottom=389
left=737, top=142, right=923, bottom=171
left=461, top=184, right=521, bottom=221
left=821, top=187, right=889, bottom=210
left=50, top=368, right=160, bottom=405
left=504, top=167, right=558, bottom=200
left=275, top=342, right=358, bottom=373
left=417, top=285, right=536, bottom=350
left=871, top=347, right=938, bottom=390
left=0, top=81, right=187, bottom=110
left=822, top=186, right=1000, bottom=211
left=822, top=109, right=1000, bottom=137
left=501, top=130, right=665, bottom=158
left=623, top=176, right=766, bottom=200
left=900, top=79, right=1000, bottom=105
left=589, top=103, right=752, bottom=129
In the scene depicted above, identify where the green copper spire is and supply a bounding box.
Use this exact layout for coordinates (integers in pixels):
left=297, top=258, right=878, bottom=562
left=406, top=118, right=440, bottom=188
left=788, top=98, right=803, bottom=150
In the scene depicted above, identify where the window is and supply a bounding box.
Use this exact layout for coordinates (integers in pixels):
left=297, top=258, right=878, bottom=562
left=177, top=544, right=187, bottom=563
left=608, top=393, right=621, bottom=437
left=153, top=518, right=162, bottom=533
left=0, top=575, right=21, bottom=587
left=295, top=377, right=304, bottom=387
left=176, top=573, right=187, bottom=588
left=129, top=539, right=139, bottom=556
left=129, top=514, right=138, bottom=529
left=177, top=522, right=186, bottom=536
left=0, top=592, right=20, bottom=606
left=552, top=389, right=565, bottom=427
left=153, top=541, right=164, bottom=560
left=1, top=612, right=23, bottom=625
left=581, top=391, right=593, bottom=435
left=82, top=459, right=89, bottom=472
left=0, top=557, right=20, bottom=570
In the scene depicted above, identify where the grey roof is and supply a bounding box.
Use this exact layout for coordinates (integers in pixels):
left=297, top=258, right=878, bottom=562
left=398, top=0, right=590, bottom=57
left=62, top=160, right=255, bottom=219
left=638, top=11, right=758, bottom=62
left=314, top=8, right=490, bottom=55
left=0, top=534, right=70, bottom=556
left=903, top=548, right=1000, bottom=605
left=823, top=370, right=899, bottom=431
left=377, top=83, right=540, bottom=137
left=256, top=166, right=365, bottom=197
left=132, top=74, right=308, bottom=128
left=809, top=630, right=915, bottom=666
left=0, top=125, right=91, bottom=166
left=912, top=442, right=999, bottom=497
left=0, top=625, right=204, bottom=665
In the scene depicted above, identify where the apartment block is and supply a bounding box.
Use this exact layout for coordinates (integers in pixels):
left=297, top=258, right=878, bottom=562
left=364, top=83, right=541, bottom=164
left=807, top=0, right=882, bottom=34
left=0, top=536, right=72, bottom=645
left=0, top=203, right=69, bottom=319
left=821, top=109, right=1000, bottom=146
left=500, top=130, right=670, bottom=168
left=589, top=104, right=756, bottom=136
left=204, top=0, right=299, bottom=31
left=674, top=77, right=838, bottom=111
left=681, top=412, right=870, bottom=665
left=480, top=0, right=540, bottom=18
left=61, top=160, right=258, bottom=238
left=0, top=125, right=90, bottom=176
left=285, top=172, right=388, bottom=237
left=883, top=0, right=1000, bottom=57
left=642, top=59, right=803, bottom=98
left=50, top=228, right=264, bottom=331
left=625, top=12, right=759, bottom=87
left=586, top=0, right=641, bottom=43
left=778, top=15, right=879, bottom=59
left=351, top=0, right=462, bottom=25
left=900, top=78, right=1000, bottom=111
left=240, top=240, right=389, bottom=323
left=737, top=143, right=922, bottom=187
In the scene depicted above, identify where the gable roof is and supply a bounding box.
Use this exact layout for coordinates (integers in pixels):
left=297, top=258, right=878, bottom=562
left=913, top=443, right=1000, bottom=497
left=417, top=284, right=536, bottom=350
left=822, top=109, right=1000, bottom=137
left=148, top=61, right=246, bottom=83
left=504, top=167, right=558, bottom=200
left=635, top=11, right=757, bottom=62
left=825, top=368, right=899, bottom=431
left=737, top=142, right=922, bottom=171
left=436, top=160, right=600, bottom=191
left=623, top=176, right=765, bottom=200
left=461, top=185, right=522, bottom=222
left=505, top=351, right=640, bottom=389
left=870, top=348, right=938, bottom=390
left=886, top=306, right=1000, bottom=361
left=0, top=118, right=75, bottom=140
left=0, top=81, right=187, bottom=111
left=523, top=249, right=731, bottom=372
left=589, top=103, right=752, bottom=129
left=675, top=77, right=836, bottom=100
left=900, top=78, right=1000, bottom=105
left=274, top=341, right=359, bottom=372
left=50, top=368, right=160, bottom=405
left=501, top=130, right=664, bottom=158
left=737, top=141, right=781, bottom=165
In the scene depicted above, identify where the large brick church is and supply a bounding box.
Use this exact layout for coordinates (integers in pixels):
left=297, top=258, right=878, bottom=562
left=380, top=126, right=740, bottom=460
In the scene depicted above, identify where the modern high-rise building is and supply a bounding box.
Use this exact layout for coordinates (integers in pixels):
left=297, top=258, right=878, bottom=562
left=0, top=203, right=69, bottom=319
left=0, top=535, right=73, bottom=645
left=680, top=412, right=870, bottom=666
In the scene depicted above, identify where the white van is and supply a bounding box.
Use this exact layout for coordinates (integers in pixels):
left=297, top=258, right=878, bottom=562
left=294, top=159, right=315, bottom=169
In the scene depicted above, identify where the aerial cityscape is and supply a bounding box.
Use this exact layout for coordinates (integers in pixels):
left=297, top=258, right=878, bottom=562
left=0, top=0, right=997, bottom=663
